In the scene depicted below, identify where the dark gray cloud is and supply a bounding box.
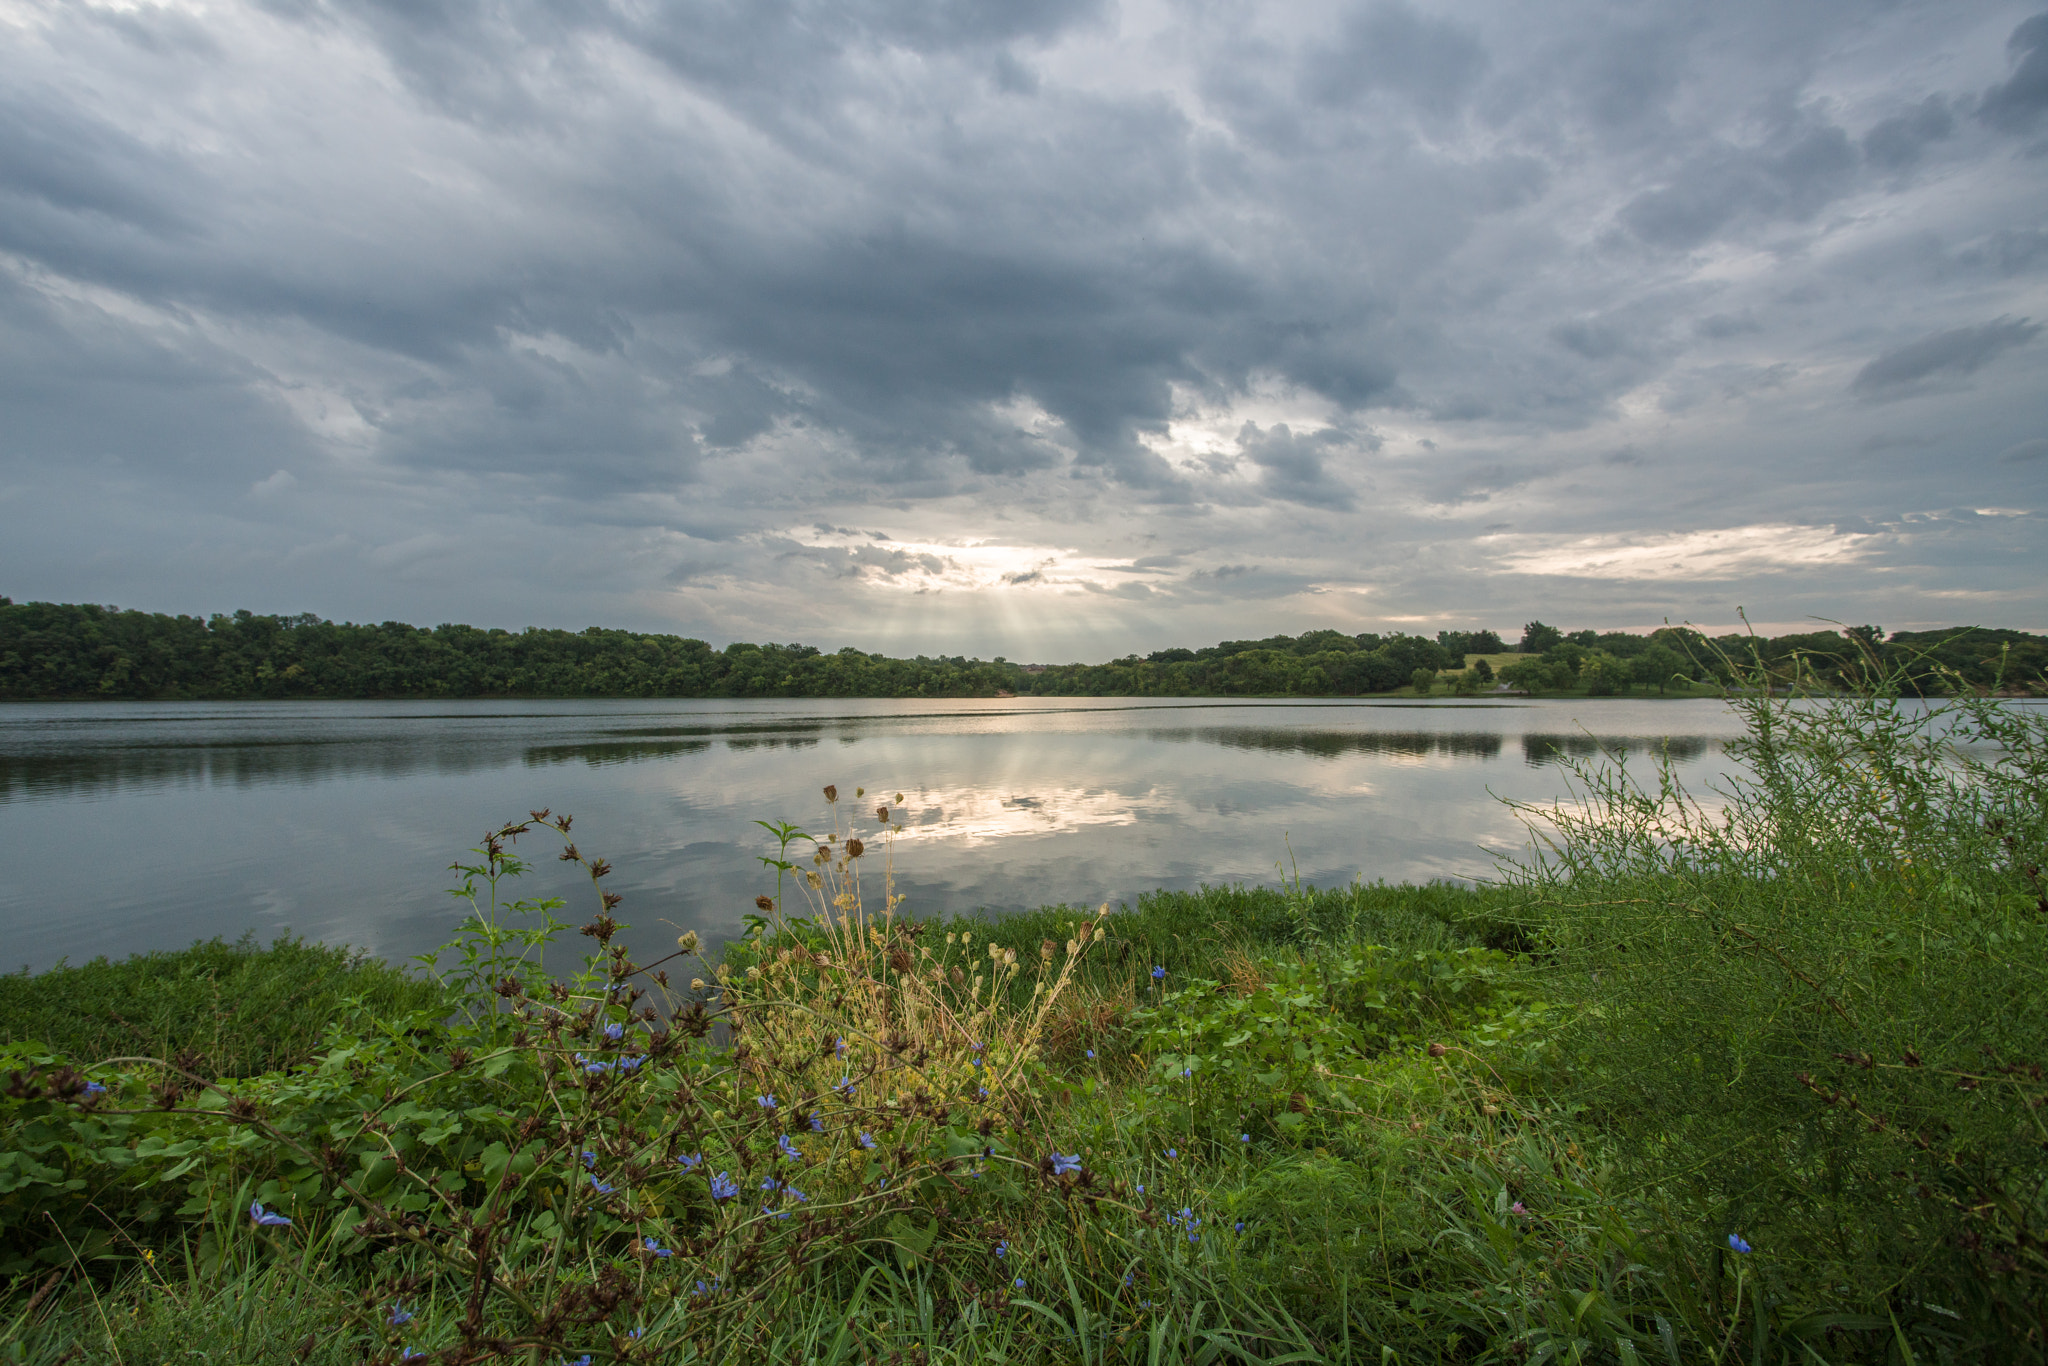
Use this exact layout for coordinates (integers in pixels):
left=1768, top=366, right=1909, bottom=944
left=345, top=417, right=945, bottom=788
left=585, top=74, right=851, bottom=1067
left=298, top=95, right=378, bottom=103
left=1980, top=12, right=2048, bottom=132
left=1851, top=318, right=2043, bottom=396
left=1, top=0, right=2044, bottom=651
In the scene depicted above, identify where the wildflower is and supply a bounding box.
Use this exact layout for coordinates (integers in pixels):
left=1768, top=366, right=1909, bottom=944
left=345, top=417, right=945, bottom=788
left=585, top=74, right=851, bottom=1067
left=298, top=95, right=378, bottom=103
left=1180, top=1068, right=1192, bottom=1078
left=1234, top=1220, right=1245, bottom=1233
left=1151, top=966, right=1166, bottom=980
left=1049, top=1152, right=1082, bottom=1176
left=604, top=1022, right=624, bottom=1042
left=1135, top=1184, right=1144, bottom=1195
left=807, top=1110, right=826, bottom=1132
left=709, top=1172, right=739, bottom=1201
left=1728, top=1233, right=1753, bottom=1254
left=1189, top=1232, right=1199, bottom=1243
left=574, top=1054, right=611, bottom=1075
left=694, top=1281, right=711, bottom=1295
left=1239, top=1133, right=1249, bottom=1143
left=977, top=1086, right=989, bottom=1101
left=565, top=1357, right=593, bottom=1366
left=582, top=1150, right=598, bottom=1168
left=763, top=1204, right=790, bottom=1220
left=778, top=1135, right=802, bottom=1161
left=833, top=1076, right=856, bottom=1098
left=249, top=1202, right=291, bottom=1227
left=761, top=1177, right=783, bottom=1192
left=994, top=1240, right=1009, bottom=1259
left=1122, top=1271, right=1133, bottom=1287
left=788, top=1186, right=808, bottom=1201
left=756, top=1093, right=777, bottom=1109
left=678, top=1152, right=703, bottom=1170
left=1166, top=1148, right=1178, bottom=1159
left=1510, top=1201, right=1526, bottom=1216
left=1086, top=1049, right=1096, bottom=1059
left=388, top=1303, right=414, bottom=1327
left=617, top=1054, right=645, bottom=1071
left=857, top=1131, right=877, bottom=1150
left=834, top=1037, right=848, bottom=1057
left=1013, top=1277, right=1026, bottom=1290
left=644, top=1238, right=673, bottom=1257
left=82, top=1081, right=107, bottom=1097
left=401, top=1351, right=424, bottom=1361
left=677, top=930, right=700, bottom=953
left=589, top=1174, right=615, bottom=1195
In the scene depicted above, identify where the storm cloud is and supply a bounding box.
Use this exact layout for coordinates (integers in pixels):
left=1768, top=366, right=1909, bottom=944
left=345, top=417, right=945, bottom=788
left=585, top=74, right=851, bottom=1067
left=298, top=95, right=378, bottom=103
left=1, top=0, right=2045, bottom=653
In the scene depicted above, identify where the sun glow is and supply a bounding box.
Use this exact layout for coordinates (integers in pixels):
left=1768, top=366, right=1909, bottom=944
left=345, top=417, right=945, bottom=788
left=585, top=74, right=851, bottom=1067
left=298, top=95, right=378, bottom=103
left=788, top=529, right=1140, bottom=594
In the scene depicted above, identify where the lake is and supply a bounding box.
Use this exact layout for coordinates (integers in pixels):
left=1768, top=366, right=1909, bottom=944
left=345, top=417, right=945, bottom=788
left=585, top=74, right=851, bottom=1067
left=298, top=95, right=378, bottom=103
left=0, top=696, right=1753, bottom=976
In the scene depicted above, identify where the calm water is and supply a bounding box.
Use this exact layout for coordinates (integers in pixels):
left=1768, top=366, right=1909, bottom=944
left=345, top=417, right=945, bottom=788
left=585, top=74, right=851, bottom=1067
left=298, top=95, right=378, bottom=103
left=0, top=696, right=1752, bottom=975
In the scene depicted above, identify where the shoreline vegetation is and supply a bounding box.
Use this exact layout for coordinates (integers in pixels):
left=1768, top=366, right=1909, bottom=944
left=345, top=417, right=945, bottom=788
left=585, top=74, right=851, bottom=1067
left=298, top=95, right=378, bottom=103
left=3, top=660, right=2044, bottom=1362
left=4, top=596, right=2045, bottom=702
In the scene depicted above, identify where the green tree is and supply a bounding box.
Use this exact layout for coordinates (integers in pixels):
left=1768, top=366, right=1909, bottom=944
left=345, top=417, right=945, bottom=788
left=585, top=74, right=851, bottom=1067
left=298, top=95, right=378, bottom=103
left=1630, top=644, right=1687, bottom=694
left=1519, top=621, right=1564, bottom=654
left=1410, top=666, right=1437, bottom=694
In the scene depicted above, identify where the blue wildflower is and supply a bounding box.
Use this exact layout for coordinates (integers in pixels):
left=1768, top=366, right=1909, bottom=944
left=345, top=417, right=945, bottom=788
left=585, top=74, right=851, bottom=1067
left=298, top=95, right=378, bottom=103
left=763, top=1204, right=790, bottom=1220
left=1166, top=1148, right=1178, bottom=1159
left=1728, top=1233, right=1753, bottom=1254
left=1189, top=1232, right=1200, bottom=1243
left=977, top=1086, right=989, bottom=1100
left=617, top=1054, right=645, bottom=1071
left=581, top=1150, right=597, bottom=1168
left=1048, top=1152, right=1082, bottom=1176
left=1180, top=1067, right=1192, bottom=1078
left=401, top=1351, right=424, bottom=1361
left=388, top=1302, right=413, bottom=1327
left=833, top=1076, right=856, bottom=1098
left=834, top=1036, right=848, bottom=1057
left=788, top=1186, right=808, bottom=1202
left=857, top=1131, right=877, bottom=1149
left=994, top=1240, right=1009, bottom=1259
left=603, top=1022, right=624, bottom=1042
left=677, top=1152, right=702, bottom=1170
left=778, top=1134, right=802, bottom=1161
left=249, top=1202, right=291, bottom=1227
left=709, top=1172, right=738, bottom=1201
left=1086, top=1049, right=1096, bottom=1059
left=588, top=1174, right=614, bottom=1195
left=1151, top=966, right=1166, bottom=980
left=1234, top=1220, right=1245, bottom=1233
left=1012, top=1277, right=1026, bottom=1290
left=756, top=1093, right=777, bottom=1109
left=644, top=1238, right=673, bottom=1258
left=564, top=1357, right=592, bottom=1366
left=82, top=1081, right=107, bottom=1097
left=807, top=1111, right=825, bottom=1132
left=1239, top=1133, right=1249, bottom=1143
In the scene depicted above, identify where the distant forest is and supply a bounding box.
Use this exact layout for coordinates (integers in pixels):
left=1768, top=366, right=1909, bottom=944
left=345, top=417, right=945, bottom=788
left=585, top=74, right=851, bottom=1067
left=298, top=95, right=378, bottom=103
left=1, top=597, right=2041, bottom=701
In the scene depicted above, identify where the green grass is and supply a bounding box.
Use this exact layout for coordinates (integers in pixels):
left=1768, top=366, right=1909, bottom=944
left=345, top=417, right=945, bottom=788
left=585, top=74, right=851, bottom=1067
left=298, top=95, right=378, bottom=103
left=0, top=934, right=444, bottom=1078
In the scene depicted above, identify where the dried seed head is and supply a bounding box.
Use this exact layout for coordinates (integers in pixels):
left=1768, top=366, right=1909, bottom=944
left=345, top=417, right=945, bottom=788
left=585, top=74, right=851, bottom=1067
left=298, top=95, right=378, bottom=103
left=856, top=787, right=864, bottom=797
left=823, top=785, right=838, bottom=802
left=1427, top=1042, right=1447, bottom=1057
left=677, top=931, right=701, bottom=954
left=690, top=978, right=706, bottom=991
left=894, top=793, right=904, bottom=804
left=1003, top=949, right=1017, bottom=967
left=877, top=805, right=891, bottom=823
left=716, top=964, right=732, bottom=982
left=806, top=871, right=823, bottom=889
left=1040, top=940, right=1056, bottom=961
left=846, top=838, right=865, bottom=859
left=1066, top=940, right=1080, bottom=957
left=745, top=966, right=762, bottom=981
left=755, top=895, right=774, bottom=912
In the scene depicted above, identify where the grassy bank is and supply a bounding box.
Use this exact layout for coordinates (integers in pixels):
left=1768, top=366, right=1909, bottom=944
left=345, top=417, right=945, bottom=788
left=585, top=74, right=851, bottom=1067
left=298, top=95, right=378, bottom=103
left=2, top=677, right=2043, bottom=1364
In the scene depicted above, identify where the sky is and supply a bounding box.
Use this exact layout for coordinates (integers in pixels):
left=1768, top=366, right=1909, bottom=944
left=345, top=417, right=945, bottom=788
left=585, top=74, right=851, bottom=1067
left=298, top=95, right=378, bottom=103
left=2, top=0, right=2045, bottom=661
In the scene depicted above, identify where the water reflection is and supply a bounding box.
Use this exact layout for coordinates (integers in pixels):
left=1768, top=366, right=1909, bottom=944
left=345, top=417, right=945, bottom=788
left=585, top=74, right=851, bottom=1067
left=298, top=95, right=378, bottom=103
left=0, top=697, right=1754, bottom=974
left=1152, top=727, right=1504, bottom=759
left=1520, top=734, right=1714, bottom=765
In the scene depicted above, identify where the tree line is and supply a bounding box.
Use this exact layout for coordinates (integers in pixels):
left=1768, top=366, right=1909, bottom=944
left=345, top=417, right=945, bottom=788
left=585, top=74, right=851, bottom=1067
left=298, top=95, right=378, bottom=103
left=0, top=597, right=2039, bottom=701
